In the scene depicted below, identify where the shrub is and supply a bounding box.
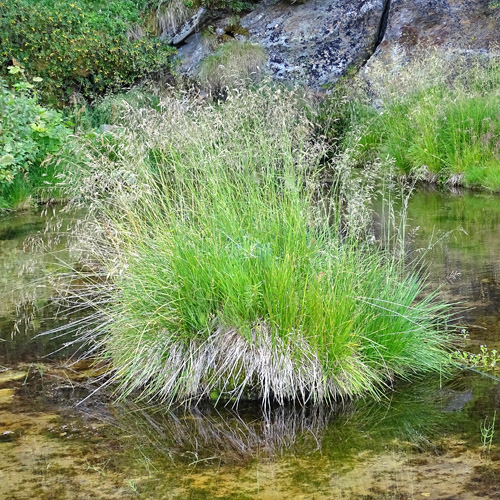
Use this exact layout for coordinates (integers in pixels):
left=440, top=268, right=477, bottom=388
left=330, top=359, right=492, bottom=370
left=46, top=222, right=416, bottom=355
left=0, top=0, right=175, bottom=103
left=0, top=71, right=71, bottom=208
left=64, top=86, right=454, bottom=407
left=196, top=0, right=253, bottom=12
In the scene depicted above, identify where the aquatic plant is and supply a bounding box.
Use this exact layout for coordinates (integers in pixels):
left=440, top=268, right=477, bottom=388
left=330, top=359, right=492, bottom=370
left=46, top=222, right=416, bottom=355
left=451, top=345, right=499, bottom=373
left=481, top=411, right=496, bottom=453
left=63, top=85, right=454, bottom=407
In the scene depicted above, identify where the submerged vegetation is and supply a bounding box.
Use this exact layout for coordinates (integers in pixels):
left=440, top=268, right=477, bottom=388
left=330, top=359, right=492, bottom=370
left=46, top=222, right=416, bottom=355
left=62, top=86, right=454, bottom=407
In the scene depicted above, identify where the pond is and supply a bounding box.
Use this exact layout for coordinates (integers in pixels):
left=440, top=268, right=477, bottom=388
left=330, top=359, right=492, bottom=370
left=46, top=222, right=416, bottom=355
left=0, top=189, right=498, bottom=499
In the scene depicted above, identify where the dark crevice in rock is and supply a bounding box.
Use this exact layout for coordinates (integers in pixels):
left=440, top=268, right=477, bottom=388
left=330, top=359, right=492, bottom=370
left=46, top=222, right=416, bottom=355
left=376, top=0, right=391, bottom=48
left=361, top=0, right=391, bottom=69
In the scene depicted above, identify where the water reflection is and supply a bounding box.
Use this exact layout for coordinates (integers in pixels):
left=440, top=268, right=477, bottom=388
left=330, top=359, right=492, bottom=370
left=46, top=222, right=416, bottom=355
left=406, top=188, right=500, bottom=350
left=1, top=190, right=499, bottom=498
left=0, top=207, right=82, bottom=363
left=107, top=373, right=498, bottom=467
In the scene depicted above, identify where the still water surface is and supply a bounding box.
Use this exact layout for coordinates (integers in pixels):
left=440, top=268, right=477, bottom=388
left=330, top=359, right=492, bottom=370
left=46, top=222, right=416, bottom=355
left=0, top=190, right=498, bottom=499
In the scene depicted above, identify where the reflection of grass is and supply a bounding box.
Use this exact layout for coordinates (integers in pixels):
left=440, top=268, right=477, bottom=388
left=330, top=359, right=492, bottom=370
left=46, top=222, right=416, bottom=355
left=398, top=189, right=500, bottom=325
left=408, top=191, right=500, bottom=232
left=113, top=403, right=334, bottom=465
left=110, top=377, right=470, bottom=467
left=0, top=208, right=86, bottom=361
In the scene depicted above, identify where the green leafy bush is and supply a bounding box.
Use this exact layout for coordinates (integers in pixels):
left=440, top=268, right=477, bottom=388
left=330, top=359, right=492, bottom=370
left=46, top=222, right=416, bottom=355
left=0, top=0, right=175, bottom=103
left=0, top=73, right=71, bottom=192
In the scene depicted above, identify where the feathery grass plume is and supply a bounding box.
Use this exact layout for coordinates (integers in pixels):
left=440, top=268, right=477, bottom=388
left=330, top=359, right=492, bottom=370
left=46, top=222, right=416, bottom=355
left=63, top=84, right=454, bottom=407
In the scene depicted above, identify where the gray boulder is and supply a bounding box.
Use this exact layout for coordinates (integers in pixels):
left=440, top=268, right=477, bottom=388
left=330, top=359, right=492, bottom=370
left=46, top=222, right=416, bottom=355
left=178, top=0, right=388, bottom=87
left=240, top=0, right=387, bottom=87
left=379, top=0, right=500, bottom=52
left=175, top=0, right=500, bottom=87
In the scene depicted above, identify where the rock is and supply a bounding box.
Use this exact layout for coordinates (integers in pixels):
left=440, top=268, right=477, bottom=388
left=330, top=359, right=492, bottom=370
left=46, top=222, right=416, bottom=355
left=162, top=7, right=210, bottom=45
left=0, top=370, right=27, bottom=385
left=0, top=430, right=17, bottom=442
left=443, top=389, right=473, bottom=413
left=176, top=0, right=499, bottom=88
left=177, top=32, right=213, bottom=77
left=378, top=0, right=500, bottom=53
left=98, top=124, right=115, bottom=134
left=240, top=0, right=387, bottom=87
left=363, top=1, right=500, bottom=87
left=178, top=0, right=388, bottom=87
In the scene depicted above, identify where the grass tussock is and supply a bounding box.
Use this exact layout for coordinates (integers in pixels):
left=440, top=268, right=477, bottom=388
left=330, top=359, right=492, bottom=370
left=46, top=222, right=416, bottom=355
left=149, top=0, right=195, bottom=38
left=66, top=85, right=454, bottom=407
left=198, top=41, right=267, bottom=91
left=335, top=49, right=500, bottom=190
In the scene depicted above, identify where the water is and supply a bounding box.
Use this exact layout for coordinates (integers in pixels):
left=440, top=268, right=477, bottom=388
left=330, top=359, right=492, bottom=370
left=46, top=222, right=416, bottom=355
left=0, top=191, right=499, bottom=499
left=0, top=207, right=84, bottom=364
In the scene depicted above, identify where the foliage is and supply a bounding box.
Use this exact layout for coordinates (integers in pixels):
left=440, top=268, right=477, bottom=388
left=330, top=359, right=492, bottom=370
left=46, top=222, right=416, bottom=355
left=63, top=85, right=454, bottom=407
left=0, top=0, right=175, bottom=103
left=195, top=0, right=253, bottom=12
left=334, top=50, right=500, bottom=190
left=0, top=70, right=71, bottom=208
left=451, top=344, right=499, bottom=372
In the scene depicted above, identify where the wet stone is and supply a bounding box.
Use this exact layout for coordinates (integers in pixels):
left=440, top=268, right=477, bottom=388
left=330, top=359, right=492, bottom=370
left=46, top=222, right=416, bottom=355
left=0, top=388, right=15, bottom=404
left=0, top=370, right=27, bottom=386
left=0, top=430, right=20, bottom=442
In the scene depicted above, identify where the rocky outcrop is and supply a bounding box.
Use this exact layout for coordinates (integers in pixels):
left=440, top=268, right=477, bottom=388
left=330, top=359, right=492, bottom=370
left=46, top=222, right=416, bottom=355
left=378, top=0, right=500, bottom=53
left=175, top=0, right=500, bottom=87
left=177, top=0, right=388, bottom=87
left=177, top=32, right=213, bottom=77
left=239, top=0, right=387, bottom=87
left=165, top=7, right=209, bottom=46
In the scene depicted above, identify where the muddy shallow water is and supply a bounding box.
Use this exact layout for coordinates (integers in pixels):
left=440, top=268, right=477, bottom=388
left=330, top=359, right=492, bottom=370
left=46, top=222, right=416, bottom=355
left=0, top=190, right=499, bottom=499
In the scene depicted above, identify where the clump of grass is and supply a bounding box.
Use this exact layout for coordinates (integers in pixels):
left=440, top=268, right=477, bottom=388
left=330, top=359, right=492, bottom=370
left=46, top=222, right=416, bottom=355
left=65, top=85, right=454, bottom=407
left=198, top=41, right=267, bottom=91
left=78, top=88, right=162, bottom=129
left=147, top=0, right=195, bottom=39
left=337, top=49, right=500, bottom=190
